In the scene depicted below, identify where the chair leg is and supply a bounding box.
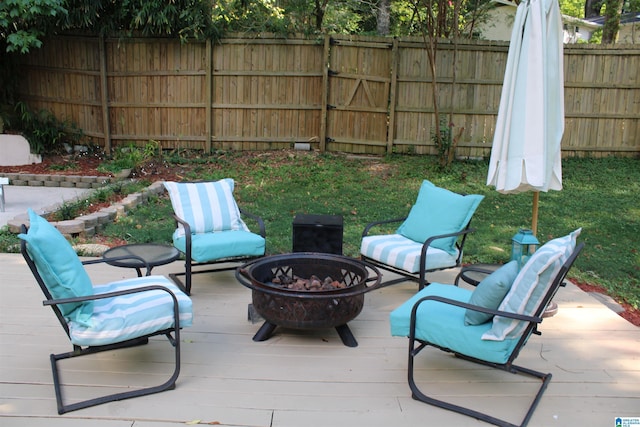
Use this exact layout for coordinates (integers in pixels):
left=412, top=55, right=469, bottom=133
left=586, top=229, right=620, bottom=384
left=168, top=257, right=192, bottom=295
left=170, top=271, right=190, bottom=295
left=50, top=333, right=181, bottom=414
left=185, top=258, right=192, bottom=294
left=407, top=339, right=551, bottom=427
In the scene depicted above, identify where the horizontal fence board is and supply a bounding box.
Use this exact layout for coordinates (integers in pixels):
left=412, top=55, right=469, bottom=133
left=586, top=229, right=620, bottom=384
left=14, top=34, right=639, bottom=157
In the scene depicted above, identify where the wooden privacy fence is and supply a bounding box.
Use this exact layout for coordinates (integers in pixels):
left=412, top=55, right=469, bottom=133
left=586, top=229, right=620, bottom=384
left=16, top=34, right=640, bottom=157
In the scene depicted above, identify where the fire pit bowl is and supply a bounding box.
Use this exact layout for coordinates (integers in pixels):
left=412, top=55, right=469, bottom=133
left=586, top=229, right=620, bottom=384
left=235, top=253, right=381, bottom=347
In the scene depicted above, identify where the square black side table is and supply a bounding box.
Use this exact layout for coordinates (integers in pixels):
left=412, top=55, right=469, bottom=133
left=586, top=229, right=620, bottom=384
left=292, top=214, right=343, bottom=255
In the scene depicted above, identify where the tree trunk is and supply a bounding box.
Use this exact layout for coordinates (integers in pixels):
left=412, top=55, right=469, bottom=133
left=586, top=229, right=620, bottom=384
left=601, top=0, right=622, bottom=43
left=584, top=0, right=604, bottom=19
left=377, top=0, right=391, bottom=36
left=314, top=0, right=329, bottom=32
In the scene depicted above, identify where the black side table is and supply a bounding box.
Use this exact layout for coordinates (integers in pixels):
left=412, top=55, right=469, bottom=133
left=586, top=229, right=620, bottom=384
left=103, top=244, right=180, bottom=277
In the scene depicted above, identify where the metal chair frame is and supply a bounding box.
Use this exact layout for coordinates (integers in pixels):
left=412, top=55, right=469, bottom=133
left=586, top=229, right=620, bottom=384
left=405, top=243, right=584, bottom=427
left=21, top=228, right=184, bottom=414
left=361, top=216, right=475, bottom=290
left=169, top=208, right=266, bottom=295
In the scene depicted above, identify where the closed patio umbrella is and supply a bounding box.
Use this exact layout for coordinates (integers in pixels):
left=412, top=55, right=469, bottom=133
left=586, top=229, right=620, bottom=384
left=487, top=0, right=565, bottom=235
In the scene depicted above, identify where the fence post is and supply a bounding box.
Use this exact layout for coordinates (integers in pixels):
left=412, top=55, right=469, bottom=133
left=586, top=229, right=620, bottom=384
left=319, top=35, right=331, bottom=152
left=206, top=38, right=213, bottom=153
left=99, top=35, right=112, bottom=154
left=387, top=38, right=399, bottom=154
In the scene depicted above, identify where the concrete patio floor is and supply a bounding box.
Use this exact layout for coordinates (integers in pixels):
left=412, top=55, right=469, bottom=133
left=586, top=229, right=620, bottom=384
left=0, top=253, right=638, bottom=427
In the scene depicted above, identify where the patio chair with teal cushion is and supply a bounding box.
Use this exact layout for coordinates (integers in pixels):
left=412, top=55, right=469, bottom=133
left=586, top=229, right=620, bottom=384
left=389, top=229, right=583, bottom=427
left=18, top=209, right=193, bottom=415
left=164, top=179, right=266, bottom=295
left=361, top=180, right=484, bottom=290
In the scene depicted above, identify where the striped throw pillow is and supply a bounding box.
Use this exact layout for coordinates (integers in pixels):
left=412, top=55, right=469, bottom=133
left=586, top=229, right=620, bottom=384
left=164, top=179, right=249, bottom=238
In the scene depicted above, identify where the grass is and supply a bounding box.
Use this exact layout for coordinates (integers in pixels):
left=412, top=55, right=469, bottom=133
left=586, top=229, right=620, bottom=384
left=2, top=151, right=638, bottom=310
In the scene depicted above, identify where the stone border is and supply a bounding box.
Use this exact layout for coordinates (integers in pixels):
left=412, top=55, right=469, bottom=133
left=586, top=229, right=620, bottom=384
left=6, top=180, right=166, bottom=238
left=0, top=172, right=112, bottom=189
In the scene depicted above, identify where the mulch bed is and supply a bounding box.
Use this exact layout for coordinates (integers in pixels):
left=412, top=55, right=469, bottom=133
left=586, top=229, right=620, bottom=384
left=574, top=280, right=640, bottom=327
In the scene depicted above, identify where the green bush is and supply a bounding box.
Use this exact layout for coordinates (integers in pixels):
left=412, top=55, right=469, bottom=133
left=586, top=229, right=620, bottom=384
left=13, top=102, right=83, bottom=154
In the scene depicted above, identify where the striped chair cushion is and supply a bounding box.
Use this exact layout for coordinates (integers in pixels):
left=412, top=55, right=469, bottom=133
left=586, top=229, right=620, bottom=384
left=68, top=276, right=193, bottom=347
left=360, top=234, right=459, bottom=274
left=173, top=229, right=265, bottom=263
left=164, top=179, right=249, bottom=238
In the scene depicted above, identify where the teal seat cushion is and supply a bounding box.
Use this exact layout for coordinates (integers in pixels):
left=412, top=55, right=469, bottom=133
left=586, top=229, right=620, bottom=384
left=164, top=179, right=249, bottom=239
left=464, top=261, right=519, bottom=325
left=390, top=283, right=519, bottom=364
left=396, top=180, right=484, bottom=255
left=483, top=228, right=581, bottom=341
left=360, top=234, right=459, bottom=274
left=18, top=209, right=94, bottom=326
left=68, top=275, right=193, bottom=347
left=174, top=230, right=265, bottom=263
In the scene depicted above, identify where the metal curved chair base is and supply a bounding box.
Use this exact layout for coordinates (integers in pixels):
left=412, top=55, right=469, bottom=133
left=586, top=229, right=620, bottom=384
left=51, top=332, right=181, bottom=415
left=408, top=340, right=551, bottom=427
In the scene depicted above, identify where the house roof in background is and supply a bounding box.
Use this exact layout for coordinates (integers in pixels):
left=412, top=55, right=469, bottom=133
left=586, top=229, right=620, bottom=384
left=586, top=11, right=640, bottom=25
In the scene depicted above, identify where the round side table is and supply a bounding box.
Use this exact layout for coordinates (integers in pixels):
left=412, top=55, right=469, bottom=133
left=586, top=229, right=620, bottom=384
left=103, top=243, right=180, bottom=277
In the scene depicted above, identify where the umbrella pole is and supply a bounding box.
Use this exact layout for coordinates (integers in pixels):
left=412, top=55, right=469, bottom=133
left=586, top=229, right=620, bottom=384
left=532, top=191, right=540, bottom=236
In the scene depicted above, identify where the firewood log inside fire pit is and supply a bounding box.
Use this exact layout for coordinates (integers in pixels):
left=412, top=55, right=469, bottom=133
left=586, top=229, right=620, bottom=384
left=270, top=275, right=347, bottom=291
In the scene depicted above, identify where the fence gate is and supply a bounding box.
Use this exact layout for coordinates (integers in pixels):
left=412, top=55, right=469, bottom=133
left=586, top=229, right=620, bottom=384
left=323, top=36, right=394, bottom=154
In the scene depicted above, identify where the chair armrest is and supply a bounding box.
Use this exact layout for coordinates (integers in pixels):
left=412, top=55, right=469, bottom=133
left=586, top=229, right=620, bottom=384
left=409, top=294, right=542, bottom=337
left=173, top=211, right=265, bottom=239
left=421, top=227, right=476, bottom=251
left=457, top=265, right=495, bottom=276
left=172, top=214, right=192, bottom=235
left=172, top=214, right=192, bottom=260
left=454, top=265, right=494, bottom=286
left=419, top=227, right=476, bottom=265
left=239, top=208, right=266, bottom=238
left=362, top=217, right=407, bottom=237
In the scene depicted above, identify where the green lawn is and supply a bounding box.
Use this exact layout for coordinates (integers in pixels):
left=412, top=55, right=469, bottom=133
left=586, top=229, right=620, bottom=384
left=2, top=152, right=638, bottom=310
left=99, top=152, right=640, bottom=311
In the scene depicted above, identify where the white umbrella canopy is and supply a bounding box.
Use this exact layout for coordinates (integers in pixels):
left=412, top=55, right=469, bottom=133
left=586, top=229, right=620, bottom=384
left=487, top=0, right=565, bottom=234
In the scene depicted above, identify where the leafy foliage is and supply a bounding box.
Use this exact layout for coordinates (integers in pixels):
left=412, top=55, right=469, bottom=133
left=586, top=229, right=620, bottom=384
left=560, top=0, right=587, bottom=18
left=60, top=0, right=218, bottom=42
left=0, top=0, right=67, bottom=53
left=12, top=101, right=83, bottom=154
left=97, top=141, right=160, bottom=174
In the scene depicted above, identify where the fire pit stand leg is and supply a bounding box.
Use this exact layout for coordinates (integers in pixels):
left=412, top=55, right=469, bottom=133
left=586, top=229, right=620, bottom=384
left=252, top=321, right=358, bottom=347
left=335, top=324, right=358, bottom=347
left=252, top=321, right=278, bottom=342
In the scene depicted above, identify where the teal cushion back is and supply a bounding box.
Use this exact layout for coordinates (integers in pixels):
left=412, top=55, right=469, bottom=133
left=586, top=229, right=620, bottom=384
left=164, top=179, right=249, bottom=238
left=396, top=180, right=484, bottom=254
left=464, top=261, right=519, bottom=325
left=18, top=209, right=94, bottom=326
left=482, top=228, right=581, bottom=341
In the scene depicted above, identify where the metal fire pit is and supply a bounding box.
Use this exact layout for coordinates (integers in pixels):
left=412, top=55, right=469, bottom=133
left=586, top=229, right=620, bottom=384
left=235, top=253, right=381, bottom=347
